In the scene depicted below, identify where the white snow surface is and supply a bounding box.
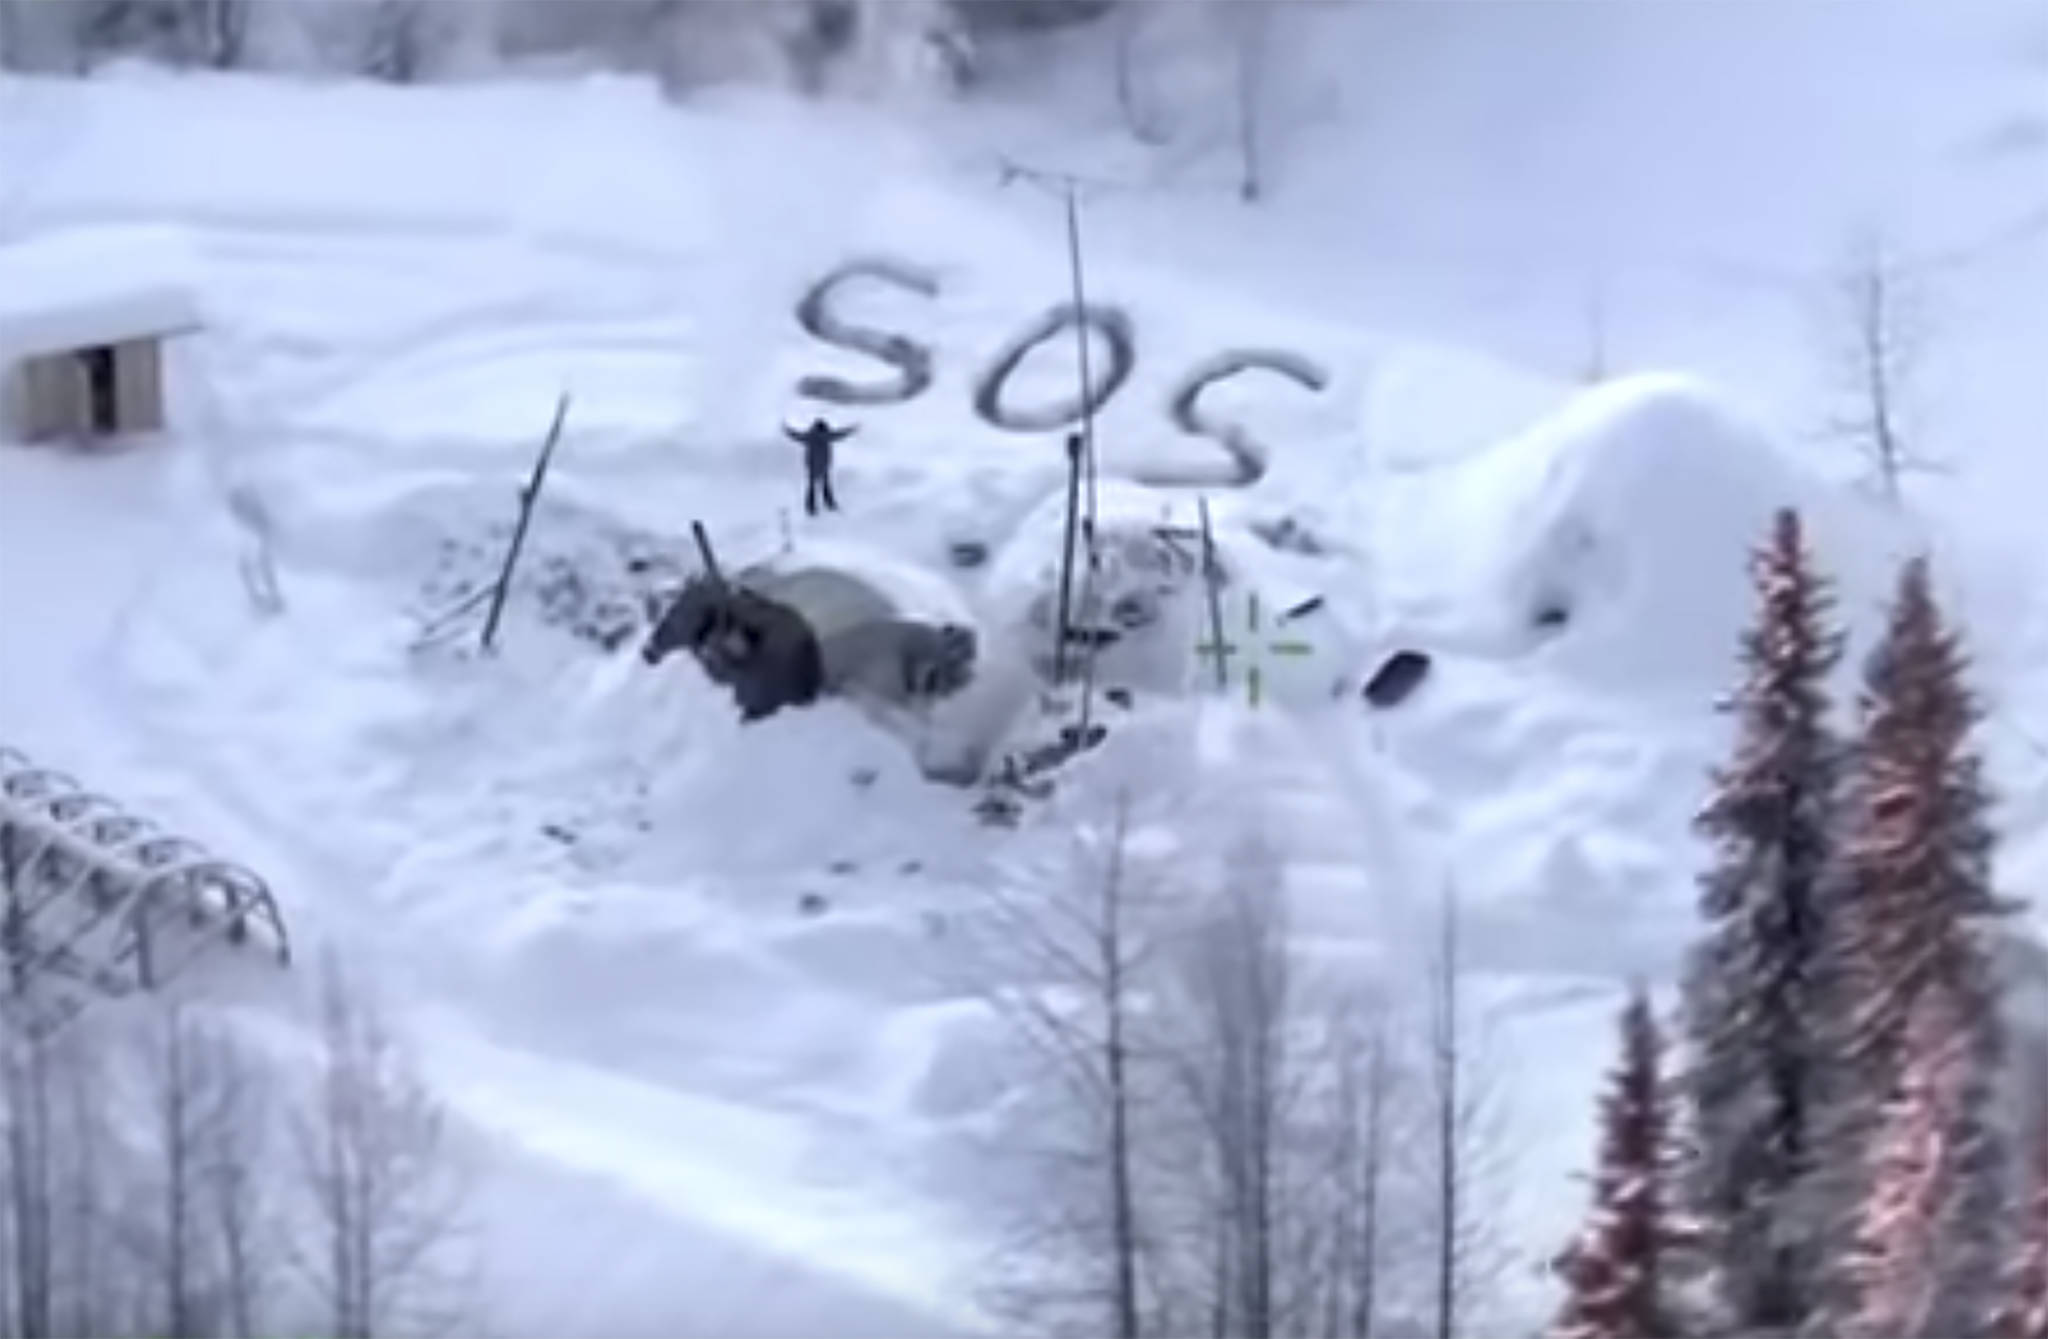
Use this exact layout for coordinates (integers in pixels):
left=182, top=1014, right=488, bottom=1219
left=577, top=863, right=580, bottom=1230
left=0, top=8, right=2043, bottom=1333
left=0, top=223, right=202, bottom=360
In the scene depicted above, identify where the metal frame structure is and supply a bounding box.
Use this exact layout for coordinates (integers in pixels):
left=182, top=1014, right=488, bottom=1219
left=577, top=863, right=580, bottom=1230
left=0, top=746, right=289, bottom=1029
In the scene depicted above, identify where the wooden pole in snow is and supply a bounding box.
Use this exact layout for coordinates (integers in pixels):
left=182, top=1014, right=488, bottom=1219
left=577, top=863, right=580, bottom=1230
left=1054, top=432, right=1083, bottom=683
left=1199, top=495, right=1229, bottom=690
left=480, top=392, right=571, bottom=655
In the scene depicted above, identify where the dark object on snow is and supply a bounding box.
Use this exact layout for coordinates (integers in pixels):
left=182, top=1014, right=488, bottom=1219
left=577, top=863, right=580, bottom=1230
left=642, top=525, right=976, bottom=727
left=785, top=417, right=857, bottom=516
left=1105, top=687, right=1133, bottom=709
left=973, top=717, right=1111, bottom=824
left=1363, top=650, right=1433, bottom=708
left=1058, top=723, right=1109, bottom=752
left=798, top=892, right=830, bottom=917
left=643, top=574, right=824, bottom=721
left=1282, top=595, right=1325, bottom=623
left=1250, top=516, right=1329, bottom=556
left=948, top=540, right=989, bottom=569
left=829, top=859, right=858, bottom=876
left=850, top=766, right=879, bottom=789
left=974, top=790, right=1023, bottom=827
left=1533, top=600, right=1571, bottom=630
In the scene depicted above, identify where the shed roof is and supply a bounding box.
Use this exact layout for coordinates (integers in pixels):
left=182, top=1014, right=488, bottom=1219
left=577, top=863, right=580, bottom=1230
left=0, top=226, right=203, bottom=362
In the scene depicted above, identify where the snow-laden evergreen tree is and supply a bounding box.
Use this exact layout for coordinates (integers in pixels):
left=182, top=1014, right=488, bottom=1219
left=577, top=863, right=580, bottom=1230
left=1835, top=984, right=2003, bottom=1339
left=1682, top=506, right=1844, bottom=1333
left=1549, top=987, right=1687, bottom=1339
left=1808, top=554, right=2014, bottom=1336
left=1993, top=1099, right=2048, bottom=1339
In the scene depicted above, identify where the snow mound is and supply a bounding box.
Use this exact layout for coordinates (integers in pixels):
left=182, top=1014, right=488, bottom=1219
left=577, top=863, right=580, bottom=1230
left=1397, top=373, right=1895, bottom=701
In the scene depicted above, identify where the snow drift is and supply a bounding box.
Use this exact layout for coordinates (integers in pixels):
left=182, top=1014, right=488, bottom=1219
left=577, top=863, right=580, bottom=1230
left=1381, top=373, right=1903, bottom=702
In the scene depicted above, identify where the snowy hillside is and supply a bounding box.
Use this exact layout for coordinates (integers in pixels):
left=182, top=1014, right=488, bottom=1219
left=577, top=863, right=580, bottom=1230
left=0, top=4, right=2043, bottom=1334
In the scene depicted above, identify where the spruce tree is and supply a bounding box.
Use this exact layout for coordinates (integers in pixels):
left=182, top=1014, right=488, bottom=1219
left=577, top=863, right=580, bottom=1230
left=1810, top=554, right=2013, bottom=1334
left=1836, top=984, right=2002, bottom=1339
left=1994, top=1099, right=2048, bottom=1339
left=1682, top=507, right=1844, bottom=1331
left=1550, top=987, right=1686, bottom=1339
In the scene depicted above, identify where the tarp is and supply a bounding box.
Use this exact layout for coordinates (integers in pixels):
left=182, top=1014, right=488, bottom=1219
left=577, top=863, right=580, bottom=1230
left=643, top=562, right=976, bottom=724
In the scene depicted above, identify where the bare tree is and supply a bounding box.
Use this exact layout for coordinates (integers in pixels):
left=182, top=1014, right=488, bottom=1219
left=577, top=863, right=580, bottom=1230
left=205, top=1032, right=268, bottom=1339
left=2, top=1022, right=55, bottom=1339
left=1163, top=832, right=1295, bottom=1338
left=49, top=1033, right=117, bottom=1339
left=1424, top=885, right=1508, bottom=1339
left=0, top=1016, right=130, bottom=1339
left=128, top=1003, right=276, bottom=1339
left=146, top=1005, right=207, bottom=1339
left=347, top=0, right=469, bottom=84
left=1110, top=3, right=1170, bottom=147
left=185, top=0, right=247, bottom=69
left=1227, top=2, right=1273, bottom=203
left=71, top=0, right=248, bottom=70
left=1822, top=232, right=1944, bottom=506
left=970, top=791, right=1152, bottom=1338
left=292, top=958, right=469, bottom=1339
left=1317, top=998, right=1398, bottom=1339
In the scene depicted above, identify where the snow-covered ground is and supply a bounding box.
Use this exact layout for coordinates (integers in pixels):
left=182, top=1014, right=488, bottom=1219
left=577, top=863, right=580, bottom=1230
left=0, top=4, right=2043, bottom=1332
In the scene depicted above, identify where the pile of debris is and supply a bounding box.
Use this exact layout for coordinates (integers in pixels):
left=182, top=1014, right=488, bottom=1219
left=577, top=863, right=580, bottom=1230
left=413, top=513, right=687, bottom=657
left=971, top=690, right=1124, bottom=827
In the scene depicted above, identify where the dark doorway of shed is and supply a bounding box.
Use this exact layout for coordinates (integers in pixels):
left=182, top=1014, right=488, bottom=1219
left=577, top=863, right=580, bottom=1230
left=80, top=347, right=117, bottom=435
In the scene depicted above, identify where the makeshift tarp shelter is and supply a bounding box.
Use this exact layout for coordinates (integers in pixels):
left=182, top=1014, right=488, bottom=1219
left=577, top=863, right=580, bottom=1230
left=643, top=555, right=977, bottom=725
left=0, top=226, right=203, bottom=445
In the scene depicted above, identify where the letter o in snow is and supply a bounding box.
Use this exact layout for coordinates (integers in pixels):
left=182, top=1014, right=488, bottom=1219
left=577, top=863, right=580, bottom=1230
left=972, top=303, right=1136, bottom=433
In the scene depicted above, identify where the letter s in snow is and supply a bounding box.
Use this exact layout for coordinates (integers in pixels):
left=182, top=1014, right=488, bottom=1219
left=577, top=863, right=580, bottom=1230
left=794, top=259, right=941, bottom=405
left=1141, top=350, right=1331, bottom=488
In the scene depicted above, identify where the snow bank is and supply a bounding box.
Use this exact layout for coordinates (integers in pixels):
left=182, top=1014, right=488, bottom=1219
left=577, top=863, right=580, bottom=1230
left=1383, top=373, right=1899, bottom=702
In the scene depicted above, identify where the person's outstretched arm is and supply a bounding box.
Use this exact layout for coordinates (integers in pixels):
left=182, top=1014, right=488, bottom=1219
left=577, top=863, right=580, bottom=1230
left=828, top=424, right=858, bottom=444
left=782, top=424, right=805, bottom=445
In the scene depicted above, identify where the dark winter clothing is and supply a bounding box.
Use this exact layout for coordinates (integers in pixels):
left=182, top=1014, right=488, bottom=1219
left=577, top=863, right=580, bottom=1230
left=786, top=418, right=856, bottom=515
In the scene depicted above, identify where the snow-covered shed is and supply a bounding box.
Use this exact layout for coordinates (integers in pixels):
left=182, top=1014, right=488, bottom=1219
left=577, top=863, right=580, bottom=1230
left=0, top=227, right=203, bottom=445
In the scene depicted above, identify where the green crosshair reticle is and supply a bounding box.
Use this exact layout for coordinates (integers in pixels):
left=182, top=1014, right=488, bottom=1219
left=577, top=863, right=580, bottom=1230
left=1194, top=592, right=1315, bottom=707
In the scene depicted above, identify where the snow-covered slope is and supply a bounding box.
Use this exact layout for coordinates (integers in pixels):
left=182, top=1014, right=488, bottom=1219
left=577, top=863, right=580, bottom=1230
left=0, top=6, right=2041, bottom=1331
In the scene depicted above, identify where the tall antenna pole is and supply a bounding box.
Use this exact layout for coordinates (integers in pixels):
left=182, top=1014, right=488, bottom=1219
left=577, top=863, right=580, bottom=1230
left=998, top=157, right=1132, bottom=742
left=1063, top=185, right=1100, bottom=530
left=1059, top=184, right=1108, bottom=737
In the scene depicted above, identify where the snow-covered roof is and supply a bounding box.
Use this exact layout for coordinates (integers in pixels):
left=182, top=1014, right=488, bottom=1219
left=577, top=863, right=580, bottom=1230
left=0, top=226, right=202, bottom=362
